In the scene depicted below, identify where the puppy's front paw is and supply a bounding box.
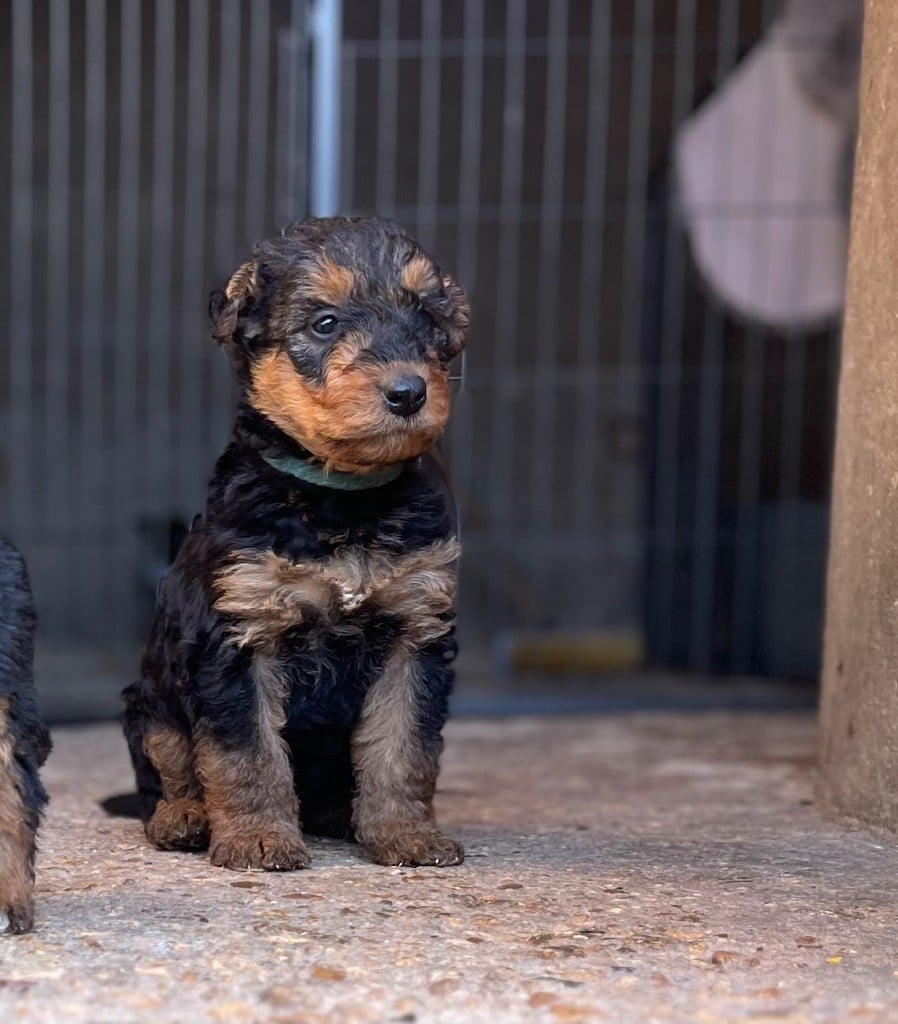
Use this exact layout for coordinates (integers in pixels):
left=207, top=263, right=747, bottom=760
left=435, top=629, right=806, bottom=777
left=146, top=798, right=210, bottom=851
left=209, top=828, right=311, bottom=871
left=360, top=822, right=464, bottom=868
left=0, top=898, right=34, bottom=935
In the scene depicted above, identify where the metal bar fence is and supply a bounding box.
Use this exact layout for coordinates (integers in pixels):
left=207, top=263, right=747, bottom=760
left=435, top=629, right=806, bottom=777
left=0, top=0, right=843, bottom=684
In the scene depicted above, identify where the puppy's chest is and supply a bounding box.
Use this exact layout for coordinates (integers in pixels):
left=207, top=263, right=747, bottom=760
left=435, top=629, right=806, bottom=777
left=213, top=536, right=459, bottom=653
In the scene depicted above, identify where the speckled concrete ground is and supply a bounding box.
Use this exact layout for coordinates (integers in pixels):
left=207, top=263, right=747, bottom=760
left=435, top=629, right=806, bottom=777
left=2, top=713, right=898, bottom=1023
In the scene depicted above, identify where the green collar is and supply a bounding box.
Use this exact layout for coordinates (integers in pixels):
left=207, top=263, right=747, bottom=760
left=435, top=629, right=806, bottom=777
left=262, top=453, right=402, bottom=491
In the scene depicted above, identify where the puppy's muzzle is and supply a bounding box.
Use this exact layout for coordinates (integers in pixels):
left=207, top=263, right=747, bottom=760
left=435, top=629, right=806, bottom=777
left=381, top=374, right=427, bottom=418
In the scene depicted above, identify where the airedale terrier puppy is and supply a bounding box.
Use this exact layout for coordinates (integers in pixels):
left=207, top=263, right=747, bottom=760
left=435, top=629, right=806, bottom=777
left=123, top=217, right=469, bottom=870
left=0, top=541, right=51, bottom=931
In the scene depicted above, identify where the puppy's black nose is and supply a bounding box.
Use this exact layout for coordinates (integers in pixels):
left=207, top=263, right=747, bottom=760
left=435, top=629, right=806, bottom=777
left=382, top=374, right=427, bottom=417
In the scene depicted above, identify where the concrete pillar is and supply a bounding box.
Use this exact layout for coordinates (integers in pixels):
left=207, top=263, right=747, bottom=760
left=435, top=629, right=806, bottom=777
left=819, top=1, right=898, bottom=826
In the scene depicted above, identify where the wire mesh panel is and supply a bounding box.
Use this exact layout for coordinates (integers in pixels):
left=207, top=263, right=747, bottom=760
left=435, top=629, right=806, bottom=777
left=340, top=0, right=845, bottom=675
left=0, top=0, right=307, bottom=646
left=0, top=0, right=848, bottom=680
left=343, top=0, right=649, bottom=646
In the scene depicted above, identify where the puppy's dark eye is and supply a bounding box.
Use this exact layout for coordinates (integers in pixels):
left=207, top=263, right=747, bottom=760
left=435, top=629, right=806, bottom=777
left=310, top=314, right=338, bottom=339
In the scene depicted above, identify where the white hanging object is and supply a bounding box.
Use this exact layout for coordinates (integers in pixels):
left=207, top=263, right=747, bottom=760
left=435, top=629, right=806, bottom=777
left=674, top=23, right=850, bottom=332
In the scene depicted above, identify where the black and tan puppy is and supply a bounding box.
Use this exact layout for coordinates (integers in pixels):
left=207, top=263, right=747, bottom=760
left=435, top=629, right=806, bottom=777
left=123, top=217, right=469, bottom=870
left=0, top=541, right=51, bottom=931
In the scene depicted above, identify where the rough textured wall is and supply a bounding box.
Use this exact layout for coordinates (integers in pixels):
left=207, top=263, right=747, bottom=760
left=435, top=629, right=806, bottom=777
left=819, top=0, right=898, bottom=825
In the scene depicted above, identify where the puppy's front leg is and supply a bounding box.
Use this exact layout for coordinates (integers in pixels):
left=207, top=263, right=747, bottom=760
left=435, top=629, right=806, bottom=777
left=351, top=644, right=463, bottom=867
left=195, top=655, right=309, bottom=871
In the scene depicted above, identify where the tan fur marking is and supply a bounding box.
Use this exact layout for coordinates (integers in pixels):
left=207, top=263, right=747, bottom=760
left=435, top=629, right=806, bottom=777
left=401, top=253, right=439, bottom=295
left=400, top=258, right=470, bottom=360
left=144, top=725, right=201, bottom=801
left=212, top=259, right=263, bottom=345
left=436, top=273, right=470, bottom=359
left=0, top=699, right=34, bottom=926
left=214, top=539, right=459, bottom=650
left=248, top=344, right=451, bottom=473
left=225, top=258, right=262, bottom=302
left=215, top=551, right=337, bottom=650
left=145, top=798, right=209, bottom=851
left=353, top=648, right=434, bottom=816
left=371, top=543, right=459, bottom=645
left=143, top=725, right=208, bottom=850
left=213, top=541, right=462, bottom=866
left=194, top=657, right=309, bottom=871
left=252, top=656, right=292, bottom=775
left=305, top=259, right=356, bottom=306
left=351, top=647, right=462, bottom=866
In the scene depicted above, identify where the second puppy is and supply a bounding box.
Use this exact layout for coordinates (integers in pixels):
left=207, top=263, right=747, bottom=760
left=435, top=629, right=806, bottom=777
left=0, top=541, right=51, bottom=931
left=124, top=217, right=469, bottom=870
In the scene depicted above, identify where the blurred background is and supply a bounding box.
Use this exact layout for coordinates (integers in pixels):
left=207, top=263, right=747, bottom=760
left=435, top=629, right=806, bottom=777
left=0, top=0, right=860, bottom=719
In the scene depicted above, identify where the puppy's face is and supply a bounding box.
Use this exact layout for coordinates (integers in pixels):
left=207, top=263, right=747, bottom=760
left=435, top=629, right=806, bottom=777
left=211, top=218, right=469, bottom=473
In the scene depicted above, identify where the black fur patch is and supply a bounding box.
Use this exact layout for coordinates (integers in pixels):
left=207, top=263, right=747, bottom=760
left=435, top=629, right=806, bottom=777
left=121, top=217, right=465, bottom=870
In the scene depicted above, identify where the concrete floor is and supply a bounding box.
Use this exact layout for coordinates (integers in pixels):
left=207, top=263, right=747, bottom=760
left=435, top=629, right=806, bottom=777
left=2, top=712, right=898, bottom=1023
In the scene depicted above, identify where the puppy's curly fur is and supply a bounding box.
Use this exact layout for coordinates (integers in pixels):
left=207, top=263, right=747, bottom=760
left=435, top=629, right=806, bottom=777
left=0, top=541, right=51, bottom=932
left=123, top=217, right=469, bottom=870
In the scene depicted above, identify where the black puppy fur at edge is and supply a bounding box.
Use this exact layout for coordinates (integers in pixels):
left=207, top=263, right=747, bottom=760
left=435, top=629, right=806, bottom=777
left=0, top=540, right=51, bottom=934
left=121, top=216, right=467, bottom=871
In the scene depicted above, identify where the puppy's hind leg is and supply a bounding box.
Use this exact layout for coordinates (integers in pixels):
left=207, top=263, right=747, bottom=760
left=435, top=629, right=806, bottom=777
left=0, top=543, right=47, bottom=934
left=0, top=700, right=43, bottom=934
left=123, top=682, right=209, bottom=852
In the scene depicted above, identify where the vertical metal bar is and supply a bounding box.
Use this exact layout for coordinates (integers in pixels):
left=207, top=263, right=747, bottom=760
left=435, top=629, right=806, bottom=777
left=45, top=0, right=71, bottom=635
left=292, top=0, right=310, bottom=221
left=651, top=0, right=696, bottom=661
left=113, top=0, right=142, bottom=638
left=180, top=0, right=209, bottom=512
left=46, top=0, right=71, bottom=542
left=615, top=0, right=654, bottom=575
left=530, top=0, right=568, bottom=543
left=245, top=0, right=271, bottom=242
left=309, top=0, right=343, bottom=216
left=375, top=0, right=400, bottom=215
left=216, top=0, right=241, bottom=274
left=572, top=0, right=612, bottom=538
left=446, top=0, right=485, bottom=512
left=416, top=0, right=442, bottom=248
left=730, top=326, right=764, bottom=672
left=275, top=22, right=292, bottom=225
left=80, top=0, right=107, bottom=632
left=147, top=0, right=176, bottom=506
left=455, top=0, right=484, bottom=286
left=340, top=43, right=357, bottom=211
left=776, top=334, right=808, bottom=655
left=619, top=0, right=656, bottom=357
left=688, top=0, right=740, bottom=671
left=488, top=0, right=527, bottom=552
left=277, top=0, right=308, bottom=228
left=688, top=302, right=725, bottom=670
left=776, top=24, right=820, bottom=667
left=212, top=0, right=242, bottom=452
left=9, top=0, right=34, bottom=542
left=730, top=0, right=781, bottom=672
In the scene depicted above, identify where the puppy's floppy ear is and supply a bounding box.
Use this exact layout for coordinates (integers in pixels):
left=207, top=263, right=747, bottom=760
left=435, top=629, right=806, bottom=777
left=432, top=271, right=470, bottom=361
left=209, top=258, right=265, bottom=346
left=405, top=259, right=469, bottom=362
